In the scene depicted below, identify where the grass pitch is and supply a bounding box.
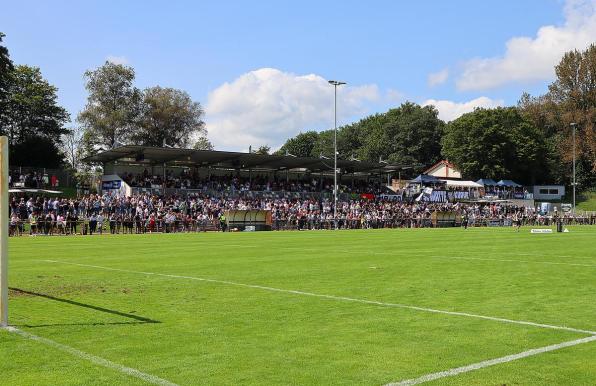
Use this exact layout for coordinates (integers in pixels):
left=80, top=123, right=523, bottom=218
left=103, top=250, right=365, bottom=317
left=1, top=227, right=595, bottom=385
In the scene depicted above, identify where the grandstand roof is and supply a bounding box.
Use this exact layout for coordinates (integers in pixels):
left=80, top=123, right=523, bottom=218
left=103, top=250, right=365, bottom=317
left=84, top=145, right=404, bottom=173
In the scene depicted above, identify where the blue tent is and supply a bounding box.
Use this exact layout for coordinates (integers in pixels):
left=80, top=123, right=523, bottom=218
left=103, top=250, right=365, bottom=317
left=476, top=178, right=497, bottom=186
left=496, top=179, right=522, bottom=187
left=410, top=174, right=445, bottom=184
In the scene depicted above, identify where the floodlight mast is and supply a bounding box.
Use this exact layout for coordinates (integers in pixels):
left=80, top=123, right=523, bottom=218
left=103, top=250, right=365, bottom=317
left=570, top=122, right=577, bottom=214
left=0, top=136, right=8, bottom=327
left=328, top=80, right=346, bottom=230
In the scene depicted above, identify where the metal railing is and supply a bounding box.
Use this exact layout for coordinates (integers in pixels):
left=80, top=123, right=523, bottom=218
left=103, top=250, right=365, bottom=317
left=8, top=213, right=596, bottom=236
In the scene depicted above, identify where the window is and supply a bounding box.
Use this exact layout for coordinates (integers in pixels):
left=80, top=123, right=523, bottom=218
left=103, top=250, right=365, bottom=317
left=539, top=189, right=549, bottom=194
left=549, top=189, right=559, bottom=195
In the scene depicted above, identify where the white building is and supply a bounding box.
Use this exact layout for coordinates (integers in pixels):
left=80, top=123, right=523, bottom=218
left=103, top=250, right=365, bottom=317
left=532, top=185, right=565, bottom=200
left=424, top=160, right=462, bottom=180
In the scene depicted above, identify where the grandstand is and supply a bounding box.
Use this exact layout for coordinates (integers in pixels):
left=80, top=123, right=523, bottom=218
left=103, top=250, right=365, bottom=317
left=85, top=146, right=528, bottom=205
left=85, top=145, right=403, bottom=197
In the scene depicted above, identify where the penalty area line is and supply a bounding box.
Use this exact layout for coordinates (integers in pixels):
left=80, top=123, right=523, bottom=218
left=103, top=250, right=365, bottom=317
left=41, top=260, right=596, bottom=336
left=385, top=334, right=596, bottom=386
left=2, top=326, right=178, bottom=386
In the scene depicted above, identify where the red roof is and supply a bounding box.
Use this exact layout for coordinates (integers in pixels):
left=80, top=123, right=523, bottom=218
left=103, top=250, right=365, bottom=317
left=424, top=160, right=458, bottom=174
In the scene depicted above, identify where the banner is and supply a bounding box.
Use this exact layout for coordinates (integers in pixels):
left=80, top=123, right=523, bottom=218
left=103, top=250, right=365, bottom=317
left=102, top=180, right=121, bottom=190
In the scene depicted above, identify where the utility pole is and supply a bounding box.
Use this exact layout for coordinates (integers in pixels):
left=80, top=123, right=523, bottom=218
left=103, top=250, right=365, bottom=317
left=570, top=122, right=577, bottom=214
left=328, top=80, right=346, bottom=230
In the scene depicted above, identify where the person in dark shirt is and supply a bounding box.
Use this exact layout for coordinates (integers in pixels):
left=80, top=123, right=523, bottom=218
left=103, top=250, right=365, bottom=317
left=89, top=214, right=97, bottom=235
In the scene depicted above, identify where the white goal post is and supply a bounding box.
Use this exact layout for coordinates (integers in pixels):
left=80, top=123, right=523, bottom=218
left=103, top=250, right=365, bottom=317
left=0, top=136, right=8, bottom=327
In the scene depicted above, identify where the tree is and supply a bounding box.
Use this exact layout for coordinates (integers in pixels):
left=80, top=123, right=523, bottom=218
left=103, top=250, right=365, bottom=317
left=442, top=107, right=548, bottom=184
left=78, top=61, right=141, bottom=150
left=132, top=86, right=206, bottom=148
left=254, top=145, right=271, bottom=155
left=2, top=65, right=69, bottom=146
left=10, top=135, right=64, bottom=168
left=0, top=32, right=14, bottom=130
left=276, top=131, right=320, bottom=157
left=61, top=126, right=85, bottom=171
left=0, top=36, right=69, bottom=167
left=519, top=44, right=596, bottom=187
left=275, top=103, right=443, bottom=173
left=357, top=102, right=444, bottom=166
left=193, top=136, right=214, bottom=150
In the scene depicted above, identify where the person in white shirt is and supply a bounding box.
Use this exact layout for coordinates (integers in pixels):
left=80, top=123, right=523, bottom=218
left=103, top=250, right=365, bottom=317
left=96, top=213, right=104, bottom=234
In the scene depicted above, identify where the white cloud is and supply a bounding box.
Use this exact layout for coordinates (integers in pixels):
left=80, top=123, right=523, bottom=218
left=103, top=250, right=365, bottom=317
left=457, top=0, right=596, bottom=91
left=427, top=68, right=449, bottom=87
left=205, top=68, right=379, bottom=151
left=422, top=96, right=504, bottom=122
left=106, top=55, right=129, bottom=65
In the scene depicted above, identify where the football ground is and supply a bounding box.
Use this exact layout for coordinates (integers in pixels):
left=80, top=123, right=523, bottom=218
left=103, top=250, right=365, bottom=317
left=1, top=227, right=595, bottom=385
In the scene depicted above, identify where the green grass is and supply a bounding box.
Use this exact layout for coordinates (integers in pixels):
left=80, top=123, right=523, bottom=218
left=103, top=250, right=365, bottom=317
left=577, top=190, right=596, bottom=212
left=1, top=227, right=595, bottom=385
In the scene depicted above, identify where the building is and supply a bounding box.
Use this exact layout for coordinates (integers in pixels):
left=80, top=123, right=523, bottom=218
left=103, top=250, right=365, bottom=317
left=84, top=145, right=405, bottom=196
left=423, top=160, right=462, bottom=180
left=532, top=185, right=565, bottom=200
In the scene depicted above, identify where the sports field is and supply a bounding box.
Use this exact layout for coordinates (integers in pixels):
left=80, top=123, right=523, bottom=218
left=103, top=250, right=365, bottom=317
left=1, top=227, right=595, bottom=385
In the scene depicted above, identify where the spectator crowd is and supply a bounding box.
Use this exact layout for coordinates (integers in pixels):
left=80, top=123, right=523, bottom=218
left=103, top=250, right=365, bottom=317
left=9, top=169, right=61, bottom=189
left=8, top=192, right=595, bottom=237
left=122, top=169, right=388, bottom=195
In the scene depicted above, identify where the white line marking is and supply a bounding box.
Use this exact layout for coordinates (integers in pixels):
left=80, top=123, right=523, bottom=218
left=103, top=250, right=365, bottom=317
left=3, top=326, right=178, bottom=386
left=42, top=260, right=596, bottom=335
left=385, top=335, right=596, bottom=385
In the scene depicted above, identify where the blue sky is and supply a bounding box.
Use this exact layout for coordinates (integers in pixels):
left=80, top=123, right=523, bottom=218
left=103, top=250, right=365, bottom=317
left=1, top=0, right=594, bottom=150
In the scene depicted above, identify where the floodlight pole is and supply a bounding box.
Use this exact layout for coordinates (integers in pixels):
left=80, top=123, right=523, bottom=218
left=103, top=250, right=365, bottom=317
left=570, top=123, right=577, bottom=214
left=328, top=80, right=346, bottom=230
left=0, top=136, right=8, bottom=327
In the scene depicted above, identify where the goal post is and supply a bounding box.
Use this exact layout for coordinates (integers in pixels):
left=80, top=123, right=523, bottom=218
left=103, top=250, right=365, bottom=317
left=0, top=136, right=7, bottom=327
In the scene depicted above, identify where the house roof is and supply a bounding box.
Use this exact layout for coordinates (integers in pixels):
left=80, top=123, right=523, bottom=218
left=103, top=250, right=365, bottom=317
left=423, top=159, right=459, bottom=174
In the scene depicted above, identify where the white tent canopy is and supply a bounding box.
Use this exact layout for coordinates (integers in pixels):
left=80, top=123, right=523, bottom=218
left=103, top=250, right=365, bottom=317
left=440, top=180, right=483, bottom=188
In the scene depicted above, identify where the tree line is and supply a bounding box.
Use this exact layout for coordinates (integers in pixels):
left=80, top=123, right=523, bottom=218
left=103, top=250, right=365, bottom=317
left=275, top=45, right=596, bottom=188
left=0, top=32, right=211, bottom=172
left=1, top=31, right=594, bottom=188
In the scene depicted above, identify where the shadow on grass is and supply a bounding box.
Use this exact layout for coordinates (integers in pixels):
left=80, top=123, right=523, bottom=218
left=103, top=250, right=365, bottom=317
left=9, top=287, right=161, bottom=328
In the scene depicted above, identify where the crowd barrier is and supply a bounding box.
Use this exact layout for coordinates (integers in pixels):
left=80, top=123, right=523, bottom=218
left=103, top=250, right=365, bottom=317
left=9, top=219, right=221, bottom=236
left=7, top=214, right=596, bottom=236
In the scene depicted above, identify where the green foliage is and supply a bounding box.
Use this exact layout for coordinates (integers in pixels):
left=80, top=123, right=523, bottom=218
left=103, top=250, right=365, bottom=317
left=0, top=35, right=70, bottom=167
left=277, top=102, right=443, bottom=176
left=0, top=61, right=69, bottom=167
left=358, top=103, right=443, bottom=166
left=254, top=145, right=271, bottom=155
left=132, top=86, right=206, bottom=148
left=79, top=63, right=209, bottom=152
left=276, top=131, right=320, bottom=157
left=0, top=32, right=14, bottom=124
left=2, top=65, right=70, bottom=145
left=193, top=136, right=214, bottom=150
left=442, top=107, right=549, bottom=184
left=520, top=44, right=596, bottom=188
left=576, top=190, right=596, bottom=211
left=9, top=135, right=64, bottom=168
left=78, top=61, right=141, bottom=150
